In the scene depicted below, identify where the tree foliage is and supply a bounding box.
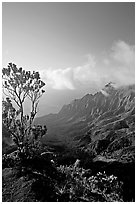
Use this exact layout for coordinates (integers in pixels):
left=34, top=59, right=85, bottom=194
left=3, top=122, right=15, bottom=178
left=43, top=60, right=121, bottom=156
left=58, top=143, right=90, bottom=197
left=2, top=63, right=46, bottom=148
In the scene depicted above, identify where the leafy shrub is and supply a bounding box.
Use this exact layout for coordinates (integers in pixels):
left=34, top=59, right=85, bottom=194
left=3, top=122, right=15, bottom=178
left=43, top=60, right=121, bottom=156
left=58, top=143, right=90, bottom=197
left=2, top=154, right=18, bottom=169
left=56, top=163, right=123, bottom=202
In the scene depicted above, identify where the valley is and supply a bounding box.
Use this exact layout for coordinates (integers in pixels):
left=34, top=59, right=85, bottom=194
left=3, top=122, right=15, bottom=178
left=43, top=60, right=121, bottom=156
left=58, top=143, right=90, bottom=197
left=35, top=83, right=135, bottom=161
left=3, top=83, right=135, bottom=201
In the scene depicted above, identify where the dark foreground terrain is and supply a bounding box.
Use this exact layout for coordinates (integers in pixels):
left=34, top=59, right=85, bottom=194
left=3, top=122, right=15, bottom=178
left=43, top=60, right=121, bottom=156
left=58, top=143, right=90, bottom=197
left=2, top=84, right=135, bottom=202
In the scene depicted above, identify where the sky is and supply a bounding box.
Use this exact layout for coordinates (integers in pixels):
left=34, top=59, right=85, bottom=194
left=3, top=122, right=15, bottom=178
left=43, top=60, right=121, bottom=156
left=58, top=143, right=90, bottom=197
left=2, top=2, right=135, bottom=116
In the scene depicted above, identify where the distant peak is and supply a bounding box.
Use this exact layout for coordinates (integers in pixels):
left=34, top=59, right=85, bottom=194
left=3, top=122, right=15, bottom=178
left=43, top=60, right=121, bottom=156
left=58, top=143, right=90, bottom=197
left=105, top=82, right=116, bottom=88
left=101, top=82, right=117, bottom=96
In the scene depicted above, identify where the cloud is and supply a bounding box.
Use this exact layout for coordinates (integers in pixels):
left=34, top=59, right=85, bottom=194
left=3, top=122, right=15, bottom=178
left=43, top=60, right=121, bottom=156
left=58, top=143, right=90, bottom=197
left=42, top=67, right=75, bottom=90
left=40, top=40, right=135, bottom=90
left=100, top=89, right=109, bottom=97
left=107, top=41, right=135, bottom=86
left=111, top=40, right=135, bottom=66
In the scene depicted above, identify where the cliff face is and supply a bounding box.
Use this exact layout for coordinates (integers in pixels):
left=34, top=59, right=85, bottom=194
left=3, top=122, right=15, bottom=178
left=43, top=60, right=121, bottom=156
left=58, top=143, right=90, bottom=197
left=35, top=84, right=135, bottom=153
left=82, top=84, right=135, bottom=162
left=58, top=83, right=134, bottom=123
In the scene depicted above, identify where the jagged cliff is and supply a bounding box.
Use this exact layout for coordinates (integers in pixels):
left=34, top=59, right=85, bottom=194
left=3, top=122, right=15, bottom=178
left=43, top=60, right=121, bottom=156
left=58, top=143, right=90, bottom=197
left=35, top=84, right=134, bottom=152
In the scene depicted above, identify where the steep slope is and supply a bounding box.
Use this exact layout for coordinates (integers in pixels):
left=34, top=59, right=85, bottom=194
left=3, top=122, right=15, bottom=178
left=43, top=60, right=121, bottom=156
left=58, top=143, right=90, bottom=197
left=35, top=84, right=135, bottom=151
left=80, top=84, right=135, bottom=161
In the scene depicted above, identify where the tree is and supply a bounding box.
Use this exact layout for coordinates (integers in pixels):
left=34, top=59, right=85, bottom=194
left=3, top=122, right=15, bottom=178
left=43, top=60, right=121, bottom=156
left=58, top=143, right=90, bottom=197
left=2, top=63, right=46, bottom=148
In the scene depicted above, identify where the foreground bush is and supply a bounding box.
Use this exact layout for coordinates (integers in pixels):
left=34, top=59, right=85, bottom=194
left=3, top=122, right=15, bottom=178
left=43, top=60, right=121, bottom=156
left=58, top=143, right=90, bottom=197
left=3, top=150, right=124, bottom=202
left=56, top=163, right=123, bottom=202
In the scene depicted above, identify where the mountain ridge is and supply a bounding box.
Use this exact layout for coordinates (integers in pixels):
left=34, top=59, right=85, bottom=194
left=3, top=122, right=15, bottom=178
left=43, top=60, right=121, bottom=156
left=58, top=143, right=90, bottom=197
left=35, top=83, right=134, bottom=125
left=35, top=83, right=135, bottom=155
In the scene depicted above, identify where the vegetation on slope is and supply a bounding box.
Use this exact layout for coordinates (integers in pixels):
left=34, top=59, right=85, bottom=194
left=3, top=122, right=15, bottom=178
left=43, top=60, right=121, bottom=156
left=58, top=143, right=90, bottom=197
left=2, top=64, right=135, bottom=202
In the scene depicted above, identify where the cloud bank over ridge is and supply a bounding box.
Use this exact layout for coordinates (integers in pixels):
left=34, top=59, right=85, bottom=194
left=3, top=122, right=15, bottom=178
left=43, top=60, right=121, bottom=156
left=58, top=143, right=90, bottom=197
left=40, top=41, right=135, bottom=90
